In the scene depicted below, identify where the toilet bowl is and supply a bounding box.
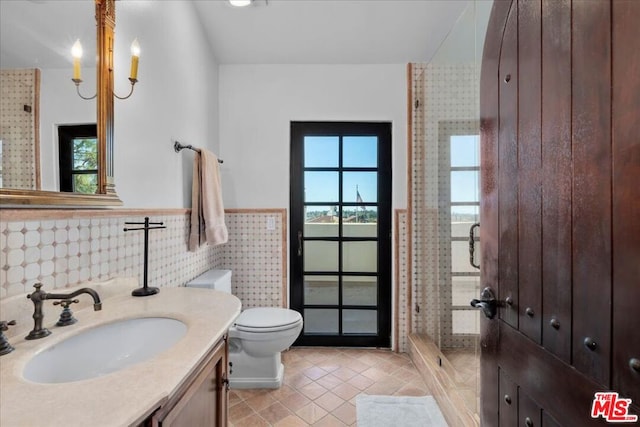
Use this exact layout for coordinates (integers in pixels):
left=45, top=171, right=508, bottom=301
left=186, top=269, right=302, bottom=389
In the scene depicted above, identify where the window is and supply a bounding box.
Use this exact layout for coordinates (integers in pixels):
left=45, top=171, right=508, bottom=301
left=438, top=120, right=481, bottom=347
left=58, top=124, right=98, bottom=194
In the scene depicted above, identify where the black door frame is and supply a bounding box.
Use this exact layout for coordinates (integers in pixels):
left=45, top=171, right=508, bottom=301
left=290, top=121, right=392, bottom=347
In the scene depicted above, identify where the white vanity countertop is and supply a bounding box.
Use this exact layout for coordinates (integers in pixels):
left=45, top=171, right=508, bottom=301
left=0, top=280, right=241, bottom=427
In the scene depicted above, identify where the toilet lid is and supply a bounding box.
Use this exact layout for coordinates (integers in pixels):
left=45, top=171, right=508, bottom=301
left=234, top=307, right=302, bottom=332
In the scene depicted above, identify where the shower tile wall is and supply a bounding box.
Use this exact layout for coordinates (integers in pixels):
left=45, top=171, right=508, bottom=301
left=0, top=210, right=284, bottom=306
left=396, top=210, right=409, bottom=352
left=410, top=63, right=479, bottom=346
left=0, top=69, right=40, bottom=190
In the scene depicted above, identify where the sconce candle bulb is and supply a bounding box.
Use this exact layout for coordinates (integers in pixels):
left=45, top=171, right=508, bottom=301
left=229, top=0, right=252, bottom=6
left=129, top=38, right=140, bottom=81
left=71, top=39, right=83, bottom=81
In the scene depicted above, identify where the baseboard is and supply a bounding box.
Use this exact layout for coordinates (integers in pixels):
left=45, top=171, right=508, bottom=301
left=408, top=334, right=480, bottom=427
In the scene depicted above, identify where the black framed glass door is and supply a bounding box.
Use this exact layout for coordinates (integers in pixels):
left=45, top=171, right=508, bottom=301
left=290, top=122, right=391, bottom=347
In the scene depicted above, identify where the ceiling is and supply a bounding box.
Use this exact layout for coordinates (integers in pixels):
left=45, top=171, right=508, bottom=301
left=192, top=0, right=471, bottom=64
left=0, top=1, right=95, bottom=69
left=0, top=0, right=473, bottom=69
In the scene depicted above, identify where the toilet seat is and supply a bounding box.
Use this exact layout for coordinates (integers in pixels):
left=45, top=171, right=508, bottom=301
left=234, top=307, right=302, bottom=333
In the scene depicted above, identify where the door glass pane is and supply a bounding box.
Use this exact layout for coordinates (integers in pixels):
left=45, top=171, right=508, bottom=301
left=304, top=241, right=338, bottom=271
left=305, top=136, right=339, bottom=167
left=451, top=171, right=479, bottom=202
left=451, top=276, right=480, bottom=306
left=452, top=310, right=480, bottom=334
left=304, top=276, right=338, bottom=305
left=304, top=309, right=338, bottom=334
left=343, top=310, right=377, bottom=334
left=450, top=135, right=479, bottom=167
left=343, top=136, right=377, bottom=167
left=305, top=206, right=338, bottom=237
left=305, top=171, right=338, bottom=203
left=452, top=241, right=480, bottom=272
left=343, top=276, right=377, bottom=305
left=343, top=242, right=377, bottom=272
left=343, top=206, right=377, bottom=237
left=451, top=206, right=479, bottom=237
left=342, top=172, right=377, bottom=203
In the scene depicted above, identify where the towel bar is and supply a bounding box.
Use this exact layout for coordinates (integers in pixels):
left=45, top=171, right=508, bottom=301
left=174, top=140, right=223, bottom=163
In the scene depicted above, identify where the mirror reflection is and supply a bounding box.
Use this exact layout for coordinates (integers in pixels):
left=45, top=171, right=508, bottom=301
left=0, top=0, right=96, bottom=192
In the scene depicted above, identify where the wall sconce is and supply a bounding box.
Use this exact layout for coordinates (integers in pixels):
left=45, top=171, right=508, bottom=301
left=71, top=38, right=140, bottom=101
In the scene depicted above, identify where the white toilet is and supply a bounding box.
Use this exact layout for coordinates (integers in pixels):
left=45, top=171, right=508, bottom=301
left=186, top=269, right=303, bottom=389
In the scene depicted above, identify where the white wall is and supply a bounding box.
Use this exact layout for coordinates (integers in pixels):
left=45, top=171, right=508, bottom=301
left=39, top=67, right=97, bottom=191
left=113, top=1, right=219, bottom=208
left=218, top=64, right=407, bottom=210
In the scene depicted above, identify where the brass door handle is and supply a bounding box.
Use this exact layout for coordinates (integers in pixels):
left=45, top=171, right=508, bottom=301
left=297, top=230, right=303, bottom=257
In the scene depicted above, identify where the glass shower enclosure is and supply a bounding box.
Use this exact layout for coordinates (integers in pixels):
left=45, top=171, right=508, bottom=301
left=409, top=0, right=493, bottom=419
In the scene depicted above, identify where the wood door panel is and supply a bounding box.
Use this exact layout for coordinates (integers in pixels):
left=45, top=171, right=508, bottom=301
left=499, top=323, right=606, bottom=426
left=497, top=1, right=519, bottom=330
left=481, top=1, right=639, bottom=424
left=542, top=412, right=562, bottom=427
left=517, top=0, right=543, bottom=344
left=611, top=0, right=640, bottom=407
left=540, top=0, right=573, bottom=364
left=571, top=0, right=612, bottom=386
left=498, top=369, right=518, bottom=426
left=519, top=390, right=541, bottom=427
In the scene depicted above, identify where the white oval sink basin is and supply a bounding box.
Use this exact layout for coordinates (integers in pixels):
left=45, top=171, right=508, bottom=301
left=23, top=317, right=187, bottom=384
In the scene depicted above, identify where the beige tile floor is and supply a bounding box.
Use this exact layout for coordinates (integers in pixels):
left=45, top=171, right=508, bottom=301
left=229, top=347, right=430, bottom=426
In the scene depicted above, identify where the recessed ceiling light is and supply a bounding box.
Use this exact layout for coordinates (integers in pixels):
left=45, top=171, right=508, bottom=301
left=229, top=0, right=252, bottom=7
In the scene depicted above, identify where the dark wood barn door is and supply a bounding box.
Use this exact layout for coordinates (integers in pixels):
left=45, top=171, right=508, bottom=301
left=479, top=0, right=639, bottom=425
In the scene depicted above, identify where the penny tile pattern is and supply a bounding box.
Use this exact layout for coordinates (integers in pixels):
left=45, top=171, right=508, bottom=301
left=410, top=63, right=479, bottom=348
left=0, top=69, right=39, bottom=190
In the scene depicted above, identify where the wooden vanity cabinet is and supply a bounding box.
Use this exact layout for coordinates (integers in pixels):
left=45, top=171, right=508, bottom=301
left=151, top=335, right=229, bottom=427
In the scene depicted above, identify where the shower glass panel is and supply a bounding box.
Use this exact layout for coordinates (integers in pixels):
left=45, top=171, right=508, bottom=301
left=411, top=0, right=492, bottom=419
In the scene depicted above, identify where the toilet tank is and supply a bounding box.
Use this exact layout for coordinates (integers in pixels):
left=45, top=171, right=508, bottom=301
left=185, top=269, right=232, bottom=294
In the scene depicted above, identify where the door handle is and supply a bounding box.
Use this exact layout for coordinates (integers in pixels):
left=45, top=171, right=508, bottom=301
left=469, top=222, right=480, bottom=270
left=297, top=230, right=303, bottom=257
left=470, top=287, right=497, bottom=319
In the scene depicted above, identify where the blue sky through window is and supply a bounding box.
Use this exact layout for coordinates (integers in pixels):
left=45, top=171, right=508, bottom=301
left=304, top=136, right=378, bottom=204
left=450, top=135, right=480, bottom=205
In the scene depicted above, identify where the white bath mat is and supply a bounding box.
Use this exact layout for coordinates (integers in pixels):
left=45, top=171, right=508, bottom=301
left=356, top=395, right=449, bottom=427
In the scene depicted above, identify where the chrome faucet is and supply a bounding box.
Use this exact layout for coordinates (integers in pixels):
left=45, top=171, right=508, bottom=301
left=26, top=283, right=102, bottom=340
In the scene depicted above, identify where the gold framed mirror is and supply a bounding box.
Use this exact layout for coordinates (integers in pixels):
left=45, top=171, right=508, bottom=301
left=0, top=0, right=121, bottom=207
